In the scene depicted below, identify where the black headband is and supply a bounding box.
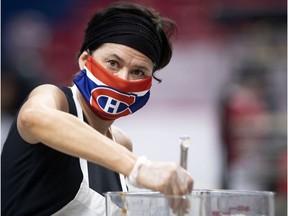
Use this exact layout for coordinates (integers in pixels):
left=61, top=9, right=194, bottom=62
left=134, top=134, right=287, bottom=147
left=81, top=10, right=163, bottom=67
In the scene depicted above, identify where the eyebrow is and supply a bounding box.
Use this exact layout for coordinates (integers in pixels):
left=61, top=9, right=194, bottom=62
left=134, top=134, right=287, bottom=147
left=108, top=53, right=152, bottom=72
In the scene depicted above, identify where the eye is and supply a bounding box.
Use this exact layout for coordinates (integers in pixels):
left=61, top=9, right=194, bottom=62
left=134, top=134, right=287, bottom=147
left=131, top=70, right=146, bottom=79
left=107, top=60, right=120, bottom=70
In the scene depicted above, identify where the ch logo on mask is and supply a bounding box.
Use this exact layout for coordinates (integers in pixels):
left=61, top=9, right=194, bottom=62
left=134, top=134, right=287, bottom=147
left=91, top=87, right=136, bottom=118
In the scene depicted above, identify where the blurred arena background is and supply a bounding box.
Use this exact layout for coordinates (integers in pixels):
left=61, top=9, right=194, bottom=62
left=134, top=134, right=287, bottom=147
left=1, top=0, right=286, bottom=215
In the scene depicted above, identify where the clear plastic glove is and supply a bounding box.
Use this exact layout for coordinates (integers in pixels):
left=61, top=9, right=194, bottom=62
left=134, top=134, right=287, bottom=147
left=128, top=156, right=193, bottom=213
left=138, top=162, right=192, bottom=195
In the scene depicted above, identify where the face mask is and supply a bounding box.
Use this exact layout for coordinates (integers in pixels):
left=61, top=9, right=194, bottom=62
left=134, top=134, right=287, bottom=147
left=73, top=56, right=152, bottom=120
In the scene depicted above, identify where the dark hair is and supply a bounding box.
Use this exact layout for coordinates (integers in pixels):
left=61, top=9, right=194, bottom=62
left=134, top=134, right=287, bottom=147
left=79, top=1, right=177, bottom=82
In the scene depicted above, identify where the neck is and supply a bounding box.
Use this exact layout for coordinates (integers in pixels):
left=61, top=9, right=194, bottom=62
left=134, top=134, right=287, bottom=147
left=76, top=89, right=114, bottom=135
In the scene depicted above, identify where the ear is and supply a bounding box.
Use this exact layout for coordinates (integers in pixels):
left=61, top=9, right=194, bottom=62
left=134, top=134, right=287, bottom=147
left=78, top=51, right=90, bottom=70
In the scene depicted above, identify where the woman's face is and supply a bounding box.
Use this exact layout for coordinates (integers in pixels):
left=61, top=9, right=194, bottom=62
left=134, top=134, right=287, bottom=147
left=80, top=43, right=154, bottom=81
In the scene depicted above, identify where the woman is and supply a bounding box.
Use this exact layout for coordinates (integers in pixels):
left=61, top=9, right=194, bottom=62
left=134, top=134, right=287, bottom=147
left=1, top=1, right=193, bottom=215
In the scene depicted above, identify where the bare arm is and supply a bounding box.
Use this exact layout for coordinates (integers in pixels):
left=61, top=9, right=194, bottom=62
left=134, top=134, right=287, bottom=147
left=111, top=125, right=133, bottom=152
left=17, top=84, right=136, bottom=176
left=17, top=84, right=193, bottom=196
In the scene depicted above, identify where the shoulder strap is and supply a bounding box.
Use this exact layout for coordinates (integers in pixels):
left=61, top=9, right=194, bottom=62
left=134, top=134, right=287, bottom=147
left=58, top=86, right=77, bottom=117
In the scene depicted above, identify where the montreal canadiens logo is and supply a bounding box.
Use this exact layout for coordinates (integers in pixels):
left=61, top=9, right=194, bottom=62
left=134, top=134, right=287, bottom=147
left=91, top=87, right=136, bottom=118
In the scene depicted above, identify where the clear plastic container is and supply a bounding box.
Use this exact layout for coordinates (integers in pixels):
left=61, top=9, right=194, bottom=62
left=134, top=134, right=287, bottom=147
left=105, top=189, right=274, bottom=216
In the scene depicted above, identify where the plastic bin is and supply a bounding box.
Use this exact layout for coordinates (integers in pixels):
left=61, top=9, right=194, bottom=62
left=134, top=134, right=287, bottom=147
left=105, top=189, right=274, bottom=216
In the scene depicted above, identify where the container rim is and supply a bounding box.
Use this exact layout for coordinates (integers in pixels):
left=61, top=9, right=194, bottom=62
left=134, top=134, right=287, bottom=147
left=104, top=189, right=275, bottom=198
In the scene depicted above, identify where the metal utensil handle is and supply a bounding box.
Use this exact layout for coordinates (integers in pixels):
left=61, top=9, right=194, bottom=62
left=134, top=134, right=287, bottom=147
left=178, top=135, right=191, bottom=216
left=180, top=135, right=190, bottom=170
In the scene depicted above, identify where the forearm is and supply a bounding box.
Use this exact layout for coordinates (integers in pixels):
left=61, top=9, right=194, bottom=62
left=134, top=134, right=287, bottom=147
left=19, top=108, right=136, bottom=176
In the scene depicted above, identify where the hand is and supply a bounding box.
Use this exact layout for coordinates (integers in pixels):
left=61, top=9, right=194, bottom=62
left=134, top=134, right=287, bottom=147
left=127, top=157, right=193, bottom=213
left=133, top=159, right=193, bottom=214
left=136, top=161, right=193, bottom=196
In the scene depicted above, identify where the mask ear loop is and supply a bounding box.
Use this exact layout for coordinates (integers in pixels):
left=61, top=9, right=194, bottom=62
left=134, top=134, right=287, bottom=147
left=87, top=49, right=93, bottom=55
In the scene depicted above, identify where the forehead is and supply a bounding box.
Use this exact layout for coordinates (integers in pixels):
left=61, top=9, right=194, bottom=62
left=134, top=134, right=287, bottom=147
left=94, top=43, right=154, bottom=67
